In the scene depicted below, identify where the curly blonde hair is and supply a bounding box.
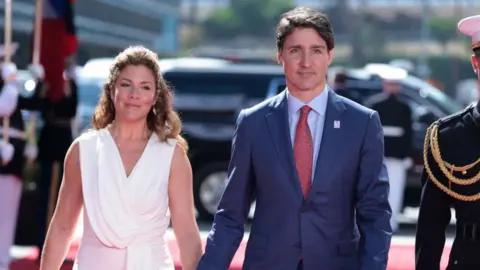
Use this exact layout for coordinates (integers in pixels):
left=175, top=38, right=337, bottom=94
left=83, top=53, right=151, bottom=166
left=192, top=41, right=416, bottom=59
left=91, top=45, right=187, bottom=150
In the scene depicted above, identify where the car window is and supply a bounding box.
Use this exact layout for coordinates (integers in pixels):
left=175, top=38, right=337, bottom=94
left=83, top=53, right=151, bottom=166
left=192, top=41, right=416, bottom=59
left=395, top=90, right=443, bottom=127
left=164, top=72, right=274, bottom=99
left=403, top=75, right=463, bottom=114
left=338, top=87, right=381, bottom=105
left=419, top=88, right=463, bottom=115
left=164, top=71, right=284, bottom=124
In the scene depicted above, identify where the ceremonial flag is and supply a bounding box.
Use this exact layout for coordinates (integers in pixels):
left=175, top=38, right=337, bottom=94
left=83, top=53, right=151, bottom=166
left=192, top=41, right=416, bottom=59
left=39, top=0, right=78, bottom=102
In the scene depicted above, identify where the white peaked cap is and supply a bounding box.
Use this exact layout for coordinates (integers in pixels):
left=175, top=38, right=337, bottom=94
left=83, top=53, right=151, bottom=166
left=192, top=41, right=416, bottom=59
left=364, top=63, right=408, bottom=82
left=458, top=15, right=480, bottom=50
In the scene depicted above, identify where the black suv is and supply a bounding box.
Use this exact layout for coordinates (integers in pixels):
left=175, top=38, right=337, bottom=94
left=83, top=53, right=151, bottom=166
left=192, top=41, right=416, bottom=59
left=161, top=61, right=286, bottom=220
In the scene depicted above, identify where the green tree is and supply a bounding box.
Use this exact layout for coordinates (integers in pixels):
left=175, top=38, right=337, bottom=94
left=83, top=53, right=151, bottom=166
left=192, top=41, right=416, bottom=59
left=428, top=17, right=457, bottom=46
left=202, top=8, right=241, bottom=38
left=202, top=0, right=294, bottom=39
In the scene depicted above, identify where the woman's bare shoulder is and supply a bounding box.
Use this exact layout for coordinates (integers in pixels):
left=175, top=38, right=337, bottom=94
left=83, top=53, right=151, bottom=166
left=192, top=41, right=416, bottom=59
left=170, top=142, right=191, bottom=173
left=65, top=140, right=81, bottom=169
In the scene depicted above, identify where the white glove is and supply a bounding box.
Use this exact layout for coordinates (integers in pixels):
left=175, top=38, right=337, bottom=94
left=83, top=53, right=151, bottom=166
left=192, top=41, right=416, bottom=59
left=28, top=63, right=44, bottom=80
left=0, top=140, right=14, bottom=165
left=403, top=157, right=413, bottom=169
left=24, top=142, right=38, bottom=161
left=1, top=62, right=17, bottom=82
left=64, top=65, right=76, bottom=80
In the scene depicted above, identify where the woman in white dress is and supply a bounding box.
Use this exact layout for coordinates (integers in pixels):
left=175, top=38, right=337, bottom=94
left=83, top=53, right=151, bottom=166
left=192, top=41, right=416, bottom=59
left=39, top=46, right=203, bottom=270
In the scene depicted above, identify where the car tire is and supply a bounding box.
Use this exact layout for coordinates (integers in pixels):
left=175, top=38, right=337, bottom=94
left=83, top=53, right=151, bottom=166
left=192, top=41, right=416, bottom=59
left=193, top=162, right=229, bottom=221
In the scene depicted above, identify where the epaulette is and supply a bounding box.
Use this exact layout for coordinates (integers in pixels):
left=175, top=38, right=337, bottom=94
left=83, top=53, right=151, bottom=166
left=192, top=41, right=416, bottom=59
left=423, top=105, right=480, bottom=202
left=435, top=103, right=475, bottom=129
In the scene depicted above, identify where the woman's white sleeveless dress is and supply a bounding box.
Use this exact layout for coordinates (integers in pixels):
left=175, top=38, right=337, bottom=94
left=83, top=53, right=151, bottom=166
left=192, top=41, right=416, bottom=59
left=72, top=129, right=176, bottom=270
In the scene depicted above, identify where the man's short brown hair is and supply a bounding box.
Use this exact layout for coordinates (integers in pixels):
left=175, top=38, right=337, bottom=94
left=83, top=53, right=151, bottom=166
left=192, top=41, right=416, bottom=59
left=276, top=7, right=334, bottom=51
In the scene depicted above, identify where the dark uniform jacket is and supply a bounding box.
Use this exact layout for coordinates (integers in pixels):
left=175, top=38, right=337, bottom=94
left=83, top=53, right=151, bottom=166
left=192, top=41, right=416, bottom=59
left=38, top=79, right=78, bottom=162
left=364, top=93, right=413, bottom=159
left=22, top=79, right=78, bottom=162
left=415, top=102, right=480, bottom=270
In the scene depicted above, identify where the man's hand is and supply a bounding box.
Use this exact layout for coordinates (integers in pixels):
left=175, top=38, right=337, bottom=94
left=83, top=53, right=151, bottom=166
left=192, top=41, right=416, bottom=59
left=0, top=140, right=14, bottom=165
left=24, top=142, right=38, bottom=162
left=28, top=63, right=45, bottom=80
left=1, top=62, right=17, bottom=82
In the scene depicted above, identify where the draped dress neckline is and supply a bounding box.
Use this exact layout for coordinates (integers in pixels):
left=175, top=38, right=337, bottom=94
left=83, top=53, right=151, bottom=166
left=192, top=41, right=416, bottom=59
left=104, top=129, right=154, bottom=181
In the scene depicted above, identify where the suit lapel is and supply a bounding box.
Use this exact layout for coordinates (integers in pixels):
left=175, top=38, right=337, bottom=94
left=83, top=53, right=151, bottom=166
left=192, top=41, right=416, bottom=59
left=308, top=89, right=346, bottom=200
left=265, top=91, right=303, bottom=197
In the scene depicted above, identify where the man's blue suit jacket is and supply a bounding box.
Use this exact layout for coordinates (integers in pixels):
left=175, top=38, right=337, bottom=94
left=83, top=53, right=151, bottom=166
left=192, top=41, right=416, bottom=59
left=197, top=89, right=392, bottom=270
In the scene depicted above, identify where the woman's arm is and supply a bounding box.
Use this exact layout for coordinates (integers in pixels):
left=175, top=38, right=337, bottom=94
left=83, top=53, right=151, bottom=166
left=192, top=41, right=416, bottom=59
left=168, top=143, right=203, bottom=270
left=40, top=140, right=83, bottom=270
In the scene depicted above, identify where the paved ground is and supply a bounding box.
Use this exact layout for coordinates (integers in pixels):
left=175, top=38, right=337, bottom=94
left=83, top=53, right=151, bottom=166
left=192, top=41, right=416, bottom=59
left=10, top=207, right=456, bottom=269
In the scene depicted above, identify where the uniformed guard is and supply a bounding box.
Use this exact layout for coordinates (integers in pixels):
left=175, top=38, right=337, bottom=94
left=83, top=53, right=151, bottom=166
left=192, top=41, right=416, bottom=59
left=35, top=59, right=78, bottom=260
left=0, top=43, right=42, bottom=270
left=415, top=15, right=480, bottom=270
left=364, top=66, right=414, bottom=233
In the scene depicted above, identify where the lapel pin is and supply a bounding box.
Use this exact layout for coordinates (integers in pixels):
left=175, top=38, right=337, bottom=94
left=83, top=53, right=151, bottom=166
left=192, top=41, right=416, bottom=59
left=334, top=120, right=340, bottom=129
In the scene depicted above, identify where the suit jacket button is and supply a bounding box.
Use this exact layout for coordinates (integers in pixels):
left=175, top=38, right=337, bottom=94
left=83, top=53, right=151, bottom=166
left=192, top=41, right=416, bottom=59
left=301, top=206, right=307, bottom=212
left=293, top=243, right=301, bottom=248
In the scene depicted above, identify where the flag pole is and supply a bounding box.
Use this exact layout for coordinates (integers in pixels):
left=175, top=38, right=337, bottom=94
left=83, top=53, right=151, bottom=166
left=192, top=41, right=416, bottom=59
left=2, top=0, right=12, bottom=165
left=26, top=0, right=44, bottom=158
left=33, top=0, right=43, bottom=65
left=4, top=0, right=11, bottom=63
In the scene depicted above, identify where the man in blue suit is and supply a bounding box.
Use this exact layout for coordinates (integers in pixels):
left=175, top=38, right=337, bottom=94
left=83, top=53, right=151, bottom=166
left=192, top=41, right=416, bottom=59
left=197, top=7, right=392, bottom=270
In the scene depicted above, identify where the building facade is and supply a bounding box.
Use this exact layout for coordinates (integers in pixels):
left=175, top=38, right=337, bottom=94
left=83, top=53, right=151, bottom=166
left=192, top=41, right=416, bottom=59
left=1, top=0, right=180, bottom=67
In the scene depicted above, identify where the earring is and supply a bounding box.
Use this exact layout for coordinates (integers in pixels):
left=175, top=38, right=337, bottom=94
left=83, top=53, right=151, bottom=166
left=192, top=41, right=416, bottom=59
left=152, top=107, right=157, bottom=115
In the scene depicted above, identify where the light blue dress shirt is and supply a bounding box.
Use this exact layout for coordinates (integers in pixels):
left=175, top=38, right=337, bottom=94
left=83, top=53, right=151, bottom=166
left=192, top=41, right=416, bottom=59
left=287, top=88, right=329, bottom=182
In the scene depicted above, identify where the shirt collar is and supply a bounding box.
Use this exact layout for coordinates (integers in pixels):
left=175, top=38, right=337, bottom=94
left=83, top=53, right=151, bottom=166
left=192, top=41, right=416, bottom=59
left=287, top=86, right=329, bottom=116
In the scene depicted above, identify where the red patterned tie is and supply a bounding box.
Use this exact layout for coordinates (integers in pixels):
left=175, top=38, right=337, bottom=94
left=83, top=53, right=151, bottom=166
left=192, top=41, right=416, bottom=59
left=294, top=105, right=313, bottom=197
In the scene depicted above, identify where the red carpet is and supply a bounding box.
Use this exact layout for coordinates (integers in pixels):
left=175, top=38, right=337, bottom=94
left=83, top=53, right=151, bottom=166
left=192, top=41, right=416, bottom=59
left=10, top=237, right=451, bottom=269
